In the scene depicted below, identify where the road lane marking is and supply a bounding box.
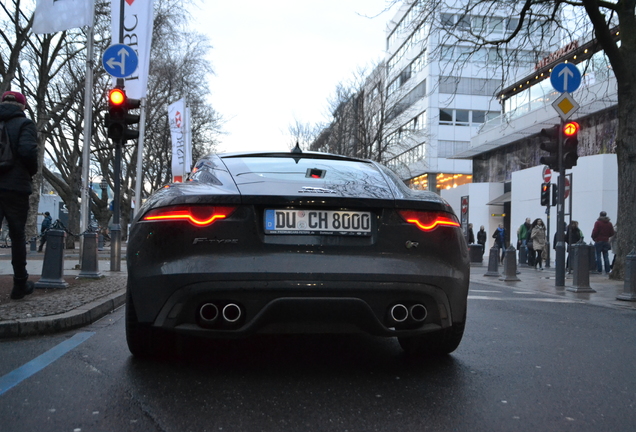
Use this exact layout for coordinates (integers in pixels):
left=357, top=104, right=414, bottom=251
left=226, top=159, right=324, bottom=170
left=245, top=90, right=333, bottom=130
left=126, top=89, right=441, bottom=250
left=468, top=295, right=580, bottom=303
left=0, top=332, right=94, bottom=396
left=470, top=289, right=503, bottom=293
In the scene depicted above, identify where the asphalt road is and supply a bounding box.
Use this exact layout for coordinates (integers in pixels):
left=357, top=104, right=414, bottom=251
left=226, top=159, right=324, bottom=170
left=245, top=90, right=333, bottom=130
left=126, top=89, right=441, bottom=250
left=1, top=281, right=635, bottom=432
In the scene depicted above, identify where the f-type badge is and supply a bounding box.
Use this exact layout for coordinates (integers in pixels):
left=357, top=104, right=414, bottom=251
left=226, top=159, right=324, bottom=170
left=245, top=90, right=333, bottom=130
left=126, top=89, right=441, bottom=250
left=193, top=238, right=239, bottom=245
left=298, top=187, right=338, bottom=194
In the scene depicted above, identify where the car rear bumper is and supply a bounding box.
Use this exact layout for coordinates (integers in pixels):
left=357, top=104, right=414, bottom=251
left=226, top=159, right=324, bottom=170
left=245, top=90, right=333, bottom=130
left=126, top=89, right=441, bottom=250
left=129, top=275, right=468, bottom=338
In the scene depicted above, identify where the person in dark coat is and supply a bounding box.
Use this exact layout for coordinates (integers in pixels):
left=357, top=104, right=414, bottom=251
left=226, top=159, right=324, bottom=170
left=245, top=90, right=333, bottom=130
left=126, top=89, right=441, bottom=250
left=492, top=223, right=506, bottom=263
left=591, top=211, right=615, bottom=274
left=38, top=211, right=52, bottom=252
left=0, top=91, right=38, bottom=299
left=466, top=223, right=475, bottom=244
left=565, top=221, right=583, bottom=272
left=477, top=225, right=487, bottom=258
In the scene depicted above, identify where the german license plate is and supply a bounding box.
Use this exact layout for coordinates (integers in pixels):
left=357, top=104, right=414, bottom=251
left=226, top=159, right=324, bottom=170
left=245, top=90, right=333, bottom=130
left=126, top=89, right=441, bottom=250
left=264, top=209, right=372, bottom=236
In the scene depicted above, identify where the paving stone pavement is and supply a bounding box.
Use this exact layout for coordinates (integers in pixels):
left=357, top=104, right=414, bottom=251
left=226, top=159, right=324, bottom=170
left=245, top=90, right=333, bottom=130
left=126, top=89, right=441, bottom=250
left=0, top=248, right=127, bottom=338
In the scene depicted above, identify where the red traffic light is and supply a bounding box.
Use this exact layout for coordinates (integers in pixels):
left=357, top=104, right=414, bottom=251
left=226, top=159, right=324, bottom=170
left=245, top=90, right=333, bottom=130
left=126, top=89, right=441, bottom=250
left=109, top=88, right=125, bottom=106
left=563, top=121, right=579, bottom=136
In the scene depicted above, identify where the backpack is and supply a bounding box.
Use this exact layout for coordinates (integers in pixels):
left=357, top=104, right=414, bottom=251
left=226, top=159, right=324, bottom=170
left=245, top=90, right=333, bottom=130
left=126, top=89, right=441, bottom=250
left=0, top=121, right=15, bottom=173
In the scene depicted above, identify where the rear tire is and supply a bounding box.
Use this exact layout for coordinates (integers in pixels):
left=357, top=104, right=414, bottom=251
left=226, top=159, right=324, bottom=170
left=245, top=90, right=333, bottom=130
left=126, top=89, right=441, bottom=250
left=125, top=288, right=172, bottom=358
left=398, top=319, right=466, bottom=357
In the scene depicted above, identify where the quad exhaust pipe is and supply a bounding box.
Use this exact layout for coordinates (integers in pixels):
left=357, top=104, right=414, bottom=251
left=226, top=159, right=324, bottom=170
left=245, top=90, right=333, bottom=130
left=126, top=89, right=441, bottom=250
left=198, top=302, right=243, bottom=327
left=222, top=303, right=242, bottom=323
left=390, top=303, right=427, bottom=323
left=199, top=303, right=219, bottom=323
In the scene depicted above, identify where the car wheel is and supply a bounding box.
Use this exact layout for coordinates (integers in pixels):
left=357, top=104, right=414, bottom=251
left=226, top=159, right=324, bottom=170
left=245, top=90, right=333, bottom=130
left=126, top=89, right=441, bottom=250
left=125, top=289, right=172, bottom=358
left=398, top=319, right=466, bottom=357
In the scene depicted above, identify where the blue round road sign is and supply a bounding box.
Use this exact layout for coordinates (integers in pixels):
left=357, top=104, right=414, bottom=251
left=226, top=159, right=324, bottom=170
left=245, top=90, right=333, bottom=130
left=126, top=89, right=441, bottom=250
left=102, top=44, right=138, bottom=78
left=550, top=63, right=581, bottom=93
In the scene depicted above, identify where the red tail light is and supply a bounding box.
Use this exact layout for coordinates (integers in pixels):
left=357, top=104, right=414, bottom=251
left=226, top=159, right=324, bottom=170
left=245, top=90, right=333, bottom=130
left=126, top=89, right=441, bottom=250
left=398, top=210, right=460, bottom=231
left=142, top=205, right=237, bottom=226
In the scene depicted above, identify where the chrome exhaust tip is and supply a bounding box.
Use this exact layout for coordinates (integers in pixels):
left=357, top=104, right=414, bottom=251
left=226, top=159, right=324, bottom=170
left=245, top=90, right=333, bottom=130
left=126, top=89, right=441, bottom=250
left=409, top=304, right=428, bottom=322
left=199, top=303, right=219, bottom=323
left=222, top=303, right=242, bottom=323
left=390, top=304, right=409, bottom=322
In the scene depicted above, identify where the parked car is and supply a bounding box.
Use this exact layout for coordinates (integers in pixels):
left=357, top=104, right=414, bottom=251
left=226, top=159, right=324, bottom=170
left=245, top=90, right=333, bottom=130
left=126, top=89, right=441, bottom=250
left=125, top=149, right=470, bottom=358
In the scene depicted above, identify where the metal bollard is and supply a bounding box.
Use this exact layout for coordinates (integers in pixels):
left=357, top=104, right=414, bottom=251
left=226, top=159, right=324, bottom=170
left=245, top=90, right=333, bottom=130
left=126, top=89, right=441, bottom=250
left=79, top=232, right=102, bottom=278
left=568, top=243, right=596, bottom=293
left=617, top=249, right=636, bottom=301
left=518, top=245, right=527, bottom=266
left=484, top=246, right=501, bottom=277
left=500, top=245, right=521, bottom=281
left=35, top=229, right=69, bottom=289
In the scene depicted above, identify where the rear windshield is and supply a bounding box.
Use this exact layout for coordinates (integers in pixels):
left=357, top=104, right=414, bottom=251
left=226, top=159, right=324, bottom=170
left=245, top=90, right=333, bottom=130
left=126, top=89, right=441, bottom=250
left=222, top=156, right=390, bottom=187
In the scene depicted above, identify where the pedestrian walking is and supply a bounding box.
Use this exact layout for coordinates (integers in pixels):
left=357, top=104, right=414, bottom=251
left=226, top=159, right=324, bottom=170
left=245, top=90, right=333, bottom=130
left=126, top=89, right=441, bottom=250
left=38, top=211, right=52, bottom=252
left=466, top=223, right=475, bottom=244
left=517, top=218, right=531, bottom=250
left=610, top=224, right=618, bottom=272
left=0, top=91, right=38, bottom=299
left=565, top=220, right=583, bottom=272
left=477, top=225, right=487, bottom=258
left=492, top=223, right=506, bottom=263
left=530, top=218, right=547, bottom=270
left=591, top=211, right=615, bottom=274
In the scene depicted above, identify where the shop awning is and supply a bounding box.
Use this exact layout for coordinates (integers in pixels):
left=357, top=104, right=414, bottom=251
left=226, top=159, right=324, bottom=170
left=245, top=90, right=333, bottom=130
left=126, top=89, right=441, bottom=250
left=486, top=191, right=511, bottom=206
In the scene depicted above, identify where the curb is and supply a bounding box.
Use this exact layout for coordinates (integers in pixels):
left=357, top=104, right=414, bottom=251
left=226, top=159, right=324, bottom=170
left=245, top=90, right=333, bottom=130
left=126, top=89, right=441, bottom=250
left=0, top=289, right=126, bottom=339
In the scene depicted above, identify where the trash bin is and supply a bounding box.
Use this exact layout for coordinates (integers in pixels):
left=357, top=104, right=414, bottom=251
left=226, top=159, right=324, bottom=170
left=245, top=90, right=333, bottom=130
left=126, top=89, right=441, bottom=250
left=29, top=237, right=37, bottom=252
left=469, top=244, right=483, bottom=263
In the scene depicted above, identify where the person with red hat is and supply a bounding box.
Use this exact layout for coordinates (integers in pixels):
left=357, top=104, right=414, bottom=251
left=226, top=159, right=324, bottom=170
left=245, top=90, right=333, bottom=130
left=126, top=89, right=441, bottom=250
left=0, top=90, right=38, bottom=299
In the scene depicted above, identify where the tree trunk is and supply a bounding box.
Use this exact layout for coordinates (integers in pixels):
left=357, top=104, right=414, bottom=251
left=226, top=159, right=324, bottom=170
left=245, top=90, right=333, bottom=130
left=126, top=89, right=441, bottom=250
left=610, top=80, right=636, bottom=280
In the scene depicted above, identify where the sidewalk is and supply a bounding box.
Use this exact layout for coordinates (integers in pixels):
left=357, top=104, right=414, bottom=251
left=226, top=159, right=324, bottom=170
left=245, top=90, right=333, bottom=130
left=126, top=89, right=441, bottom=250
left=1, top=249, right=635, bottom=339
left=470, top=260, right=636, bottom=311
left=0, top=246, right=128, bottom=338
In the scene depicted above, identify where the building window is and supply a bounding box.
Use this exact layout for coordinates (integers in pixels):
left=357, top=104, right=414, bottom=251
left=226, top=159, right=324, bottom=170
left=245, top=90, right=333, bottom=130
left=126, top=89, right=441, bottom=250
left=439, top=109, right=453, bottom=124
left=455, top=109, right=469, bottom=125
left=438, top=141, right=470, bottom=157
left=438, top=109, right=498, bottom=126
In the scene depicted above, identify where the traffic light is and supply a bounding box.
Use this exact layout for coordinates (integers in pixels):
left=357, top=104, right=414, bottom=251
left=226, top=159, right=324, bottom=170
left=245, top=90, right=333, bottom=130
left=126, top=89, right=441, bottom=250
left=551, top=182, right=558, bottom=206
left=540, top=183, right=551, bottom=206
left=539, top=125, right=560, bottom=171
left=106, top=88, right=141, bottom=142
left=562, top=121, right=579, bottom=169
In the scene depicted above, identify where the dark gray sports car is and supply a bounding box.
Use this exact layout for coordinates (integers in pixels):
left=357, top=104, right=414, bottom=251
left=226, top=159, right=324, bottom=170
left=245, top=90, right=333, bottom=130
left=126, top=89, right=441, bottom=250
left=126, top=149, right=469, bottom=357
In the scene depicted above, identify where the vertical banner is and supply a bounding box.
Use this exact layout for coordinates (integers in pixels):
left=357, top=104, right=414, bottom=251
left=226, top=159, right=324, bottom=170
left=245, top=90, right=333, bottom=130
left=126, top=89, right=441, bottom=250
left=111, top=0, right=154, bottom=98
left=460, top=195, right=469, bottom=237
left=168, top=98, right=187, bottom=182
left=185, top=106, right=192, bottom=174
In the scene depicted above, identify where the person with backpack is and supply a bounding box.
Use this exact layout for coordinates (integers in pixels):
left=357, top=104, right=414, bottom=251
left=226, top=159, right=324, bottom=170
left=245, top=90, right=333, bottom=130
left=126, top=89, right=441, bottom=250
left=0, top=91, right=38, bottom=299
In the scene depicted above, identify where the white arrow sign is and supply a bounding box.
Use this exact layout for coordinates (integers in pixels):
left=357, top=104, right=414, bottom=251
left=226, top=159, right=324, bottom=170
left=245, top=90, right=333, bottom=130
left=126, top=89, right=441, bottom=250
left=102, top=44, right=139, bottom=78
left=558, top=67, right=574, bottom=92
left=106, top=48, right=131, bottom=76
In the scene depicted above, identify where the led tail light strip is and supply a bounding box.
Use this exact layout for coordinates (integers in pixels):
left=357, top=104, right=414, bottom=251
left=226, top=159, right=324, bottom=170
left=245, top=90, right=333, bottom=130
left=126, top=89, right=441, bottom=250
left=142, top=206, right=237, bottom=226
left=398, top=210, right=460, bottom=231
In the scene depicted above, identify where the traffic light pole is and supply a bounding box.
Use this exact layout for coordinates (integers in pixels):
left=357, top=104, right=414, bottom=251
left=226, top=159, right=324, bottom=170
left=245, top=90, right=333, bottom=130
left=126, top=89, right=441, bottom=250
left=555, top=119, right=566, bottom=287
left=110, top=138, right=123, bottom=271
left=110, top=77, right=125, bottom=272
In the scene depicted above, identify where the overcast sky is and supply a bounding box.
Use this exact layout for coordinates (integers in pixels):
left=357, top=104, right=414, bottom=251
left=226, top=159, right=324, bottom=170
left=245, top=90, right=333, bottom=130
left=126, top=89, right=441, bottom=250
left=193, top=1, right=397, bottom=153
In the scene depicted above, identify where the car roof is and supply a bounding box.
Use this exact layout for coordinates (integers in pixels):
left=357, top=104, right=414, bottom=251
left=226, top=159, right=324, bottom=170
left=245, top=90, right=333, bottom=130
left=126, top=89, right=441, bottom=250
left=217, top=150, right=370, bottom=164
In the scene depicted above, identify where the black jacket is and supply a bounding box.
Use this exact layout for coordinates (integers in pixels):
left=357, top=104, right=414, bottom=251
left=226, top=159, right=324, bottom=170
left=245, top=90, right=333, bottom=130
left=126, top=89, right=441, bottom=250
left=0, top=103, right=38, bottom=194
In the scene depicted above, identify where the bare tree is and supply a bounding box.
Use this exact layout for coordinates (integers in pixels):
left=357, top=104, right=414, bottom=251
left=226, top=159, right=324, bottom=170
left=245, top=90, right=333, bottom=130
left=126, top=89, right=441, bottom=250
left=2, top=0, right=221, bottom=245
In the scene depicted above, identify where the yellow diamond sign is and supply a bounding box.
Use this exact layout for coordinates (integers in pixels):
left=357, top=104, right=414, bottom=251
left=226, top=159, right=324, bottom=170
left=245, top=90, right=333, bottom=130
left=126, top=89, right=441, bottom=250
left=552, top=92, right=579, bottom=120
